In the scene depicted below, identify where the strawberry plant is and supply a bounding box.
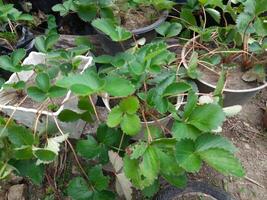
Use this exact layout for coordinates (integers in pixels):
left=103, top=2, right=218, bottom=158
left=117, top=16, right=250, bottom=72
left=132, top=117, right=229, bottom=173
left=52, top=39, right=245, bottom=199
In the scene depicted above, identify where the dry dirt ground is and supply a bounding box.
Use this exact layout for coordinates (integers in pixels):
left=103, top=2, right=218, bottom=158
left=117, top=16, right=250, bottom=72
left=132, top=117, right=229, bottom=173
left=192, top=88, right=267, bottom=200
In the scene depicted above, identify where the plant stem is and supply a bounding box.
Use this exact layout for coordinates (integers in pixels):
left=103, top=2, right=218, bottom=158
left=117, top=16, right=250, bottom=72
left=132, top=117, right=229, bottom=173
left=15, top=73, right=20, bottom=82
left=89, top=95, right=100, bottom=122
left=53, top=116, right=93, bottom=189
left=141, top=109, right=152, bottom=143
left=201, top=6, right=207, bottom=30
left=0, top=95, right=28, bottom=136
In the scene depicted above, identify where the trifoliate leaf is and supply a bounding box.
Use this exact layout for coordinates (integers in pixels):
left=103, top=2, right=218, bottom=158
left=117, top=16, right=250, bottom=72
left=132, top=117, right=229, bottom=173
left=155, top=21, right=182, bottom=37
left=175, top=139, right=201, bottom=172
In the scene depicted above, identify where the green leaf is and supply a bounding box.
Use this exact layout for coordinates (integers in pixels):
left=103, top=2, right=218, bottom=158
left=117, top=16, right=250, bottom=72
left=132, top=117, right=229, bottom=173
left=18, top=14, right=33, bottom=21
left=76, top=4, right=97, bottom=22
left=142, top=180, right=160, bottom=198
left=155, top=22, right=182, bottom=37
left=123, top=155, right=142, bottom=188
left=195, top=134, right=237, bottom=153
left=140, top=146, right=160, bottom=184
left=183, top=90, right=198, bottom=119
left=35, top=36, right=46, bottom=53
left=188, top=104, right=225, bottom=132
left=98, top=144, right=109, bottom=164
left=76, top=136, right=99, bottom=159
left=162, top=82, right=191, bottom=97
left=214, top=71, right=226, bottom=96
left=172, top=122, right=201, bottom=141
left=130, top=142, right=148, bottom=160
left=255, top=0, right=267, bottom=15
left=67, top=177, right=93, bottom=200
left=92, top=190, right=115, bottom=200
left=13, top=146, right=33, bottom=160
left=33, top=149, right=57, bottom=162
left=162, top=173, right=187, bottom=188
left=88, top=165, right=109, bottom=191
left=206, top=8, right=221, bottom=24
left=104, top=75, right=135, bottom=97
left=236, top=13, right=254, bottom=35
left=187, top=52, right=199, bottom=79
left=156, top=149, right=184, bottom=176
left=96, top=124, right=122, bottom=146
left=11, top=160, right=44, bottom=185
left=253, top=17, right=267, bottom=37
left=175, top=139, right=202, bottom=172
left=180, top=8, right=197, bottom=26
left=199, top=148, right=245, bottom=177
left=121, top=114, right=141, bottom=136
left=8, top=126, right=34, bottom=147
left=71, top=84, right=93, bottom=96
left=94, top=55, right=113, bottom=64
left=58, top=109, right=80, bottom=122
left=27, top=86, right=47, bottom=102
left=75, top=36, right=92, bottom=48
left=154, top=95, right=169, bottom=113
left=0, top=55, right=16, bottom=72
left=92, top=18, right=132, bottom=42
left=48, top=86, right=67, bottom=98
left=57, top=71, right=105, bottom=95
left=45, top=34, right=59, bottom=51
left=107, top=106, right=123, bottom=127
left=36, top=73, right=50, bottom=92
left=52, top=3, right=69, bottom=16
left=119, top=96, right=139, bottom=114
left=11, top=48, right=26, bottom=66
left=78, top=97, right=94, bottom=111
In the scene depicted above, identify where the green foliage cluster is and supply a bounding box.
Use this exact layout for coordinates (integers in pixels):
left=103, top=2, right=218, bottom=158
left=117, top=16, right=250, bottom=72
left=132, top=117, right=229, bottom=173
left=0, top=1, right=33, bottom=44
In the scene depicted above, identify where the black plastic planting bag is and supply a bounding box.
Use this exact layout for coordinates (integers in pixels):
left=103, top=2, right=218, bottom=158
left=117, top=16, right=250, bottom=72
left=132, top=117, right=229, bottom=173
left=0, top=26, right=34, bottom=55
left=0, top=26, right=34, bottom=80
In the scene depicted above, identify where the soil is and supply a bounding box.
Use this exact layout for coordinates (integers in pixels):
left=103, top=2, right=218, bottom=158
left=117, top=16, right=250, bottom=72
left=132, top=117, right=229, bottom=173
left=120, top=6, right=160, bottom=31
left=190, top=88, right=267, bottom=200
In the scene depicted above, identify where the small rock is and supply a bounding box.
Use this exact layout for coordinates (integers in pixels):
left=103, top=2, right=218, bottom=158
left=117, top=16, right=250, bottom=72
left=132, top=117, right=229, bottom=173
left=8, top=184, right=27, bottom=200
left=9, top=174, right=23, bottom=184
left=244, top=143, right=250, bottom=149
left=71, top=165, right=81, bottom=175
